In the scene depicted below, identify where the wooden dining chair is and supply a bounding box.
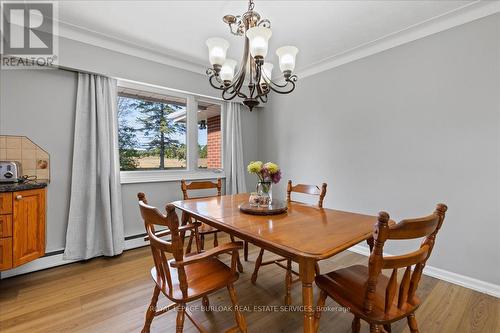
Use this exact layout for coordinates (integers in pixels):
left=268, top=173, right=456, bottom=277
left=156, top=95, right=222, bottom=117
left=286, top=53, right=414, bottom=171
left=251, top=180, right=327, bottom=305
left=181, top=179, right=221, bottom=251
left=138, top=193, right=247, bottom=333
left=314, top=203, right=448, bottom=333
left=181, top=179, right=243, bottom=273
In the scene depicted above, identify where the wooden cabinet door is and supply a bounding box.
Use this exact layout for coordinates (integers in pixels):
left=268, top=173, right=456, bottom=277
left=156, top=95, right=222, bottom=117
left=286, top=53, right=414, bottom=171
left=12, top=189, right=46, bottom=267
left=0, top=238, right=13, bottom=270
left=0, top=215, right=13, bottom=238
left=0, top=193, right=12, bottom=214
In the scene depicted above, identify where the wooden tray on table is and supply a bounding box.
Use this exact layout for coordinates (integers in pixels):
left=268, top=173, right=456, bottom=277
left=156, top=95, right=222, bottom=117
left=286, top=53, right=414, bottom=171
left=239, top=200, right=288, bottom=215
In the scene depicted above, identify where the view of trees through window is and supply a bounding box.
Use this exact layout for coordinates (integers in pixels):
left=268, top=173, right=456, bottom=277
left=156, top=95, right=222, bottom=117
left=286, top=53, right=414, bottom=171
left=117, top=87, right=222, bottom=171
left=117, top=90, right=187, bottom=171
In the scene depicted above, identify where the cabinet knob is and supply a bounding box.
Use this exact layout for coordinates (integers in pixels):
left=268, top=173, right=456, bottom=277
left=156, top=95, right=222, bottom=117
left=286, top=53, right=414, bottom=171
left=16, top=195, right=22, bottom=200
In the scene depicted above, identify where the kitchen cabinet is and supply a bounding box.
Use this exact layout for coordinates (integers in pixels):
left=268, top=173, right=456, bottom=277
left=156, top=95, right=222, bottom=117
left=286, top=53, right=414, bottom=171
left=0, top=187, right=46, bottom=271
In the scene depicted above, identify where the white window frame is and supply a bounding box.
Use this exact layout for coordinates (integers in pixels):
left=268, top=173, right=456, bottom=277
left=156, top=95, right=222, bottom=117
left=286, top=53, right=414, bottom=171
left=117, top=80, right=225, bottom=184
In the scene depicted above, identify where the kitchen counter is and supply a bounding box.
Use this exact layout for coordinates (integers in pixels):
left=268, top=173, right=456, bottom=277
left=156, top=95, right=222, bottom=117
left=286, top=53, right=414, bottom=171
left=0, top=182, right=48, bottom=193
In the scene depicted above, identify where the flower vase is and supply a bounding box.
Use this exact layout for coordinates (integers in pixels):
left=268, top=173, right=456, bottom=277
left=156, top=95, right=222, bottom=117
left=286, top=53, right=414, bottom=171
left=257, top=181, right=272, bottom=206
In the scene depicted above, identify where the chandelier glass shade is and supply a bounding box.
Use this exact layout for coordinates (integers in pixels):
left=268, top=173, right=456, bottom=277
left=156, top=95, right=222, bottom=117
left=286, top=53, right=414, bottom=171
left=205, top=0, right=298, bottom=111
left=206, top=37, right=230, bottom=66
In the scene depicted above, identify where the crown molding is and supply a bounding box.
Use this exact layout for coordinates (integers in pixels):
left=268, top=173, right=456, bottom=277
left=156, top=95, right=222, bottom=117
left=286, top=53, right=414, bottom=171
left=52, top=1, right=499, bottom=79
left=55, top=19, right=207, bottom=75
left=296, top=0, right=500, bottom=79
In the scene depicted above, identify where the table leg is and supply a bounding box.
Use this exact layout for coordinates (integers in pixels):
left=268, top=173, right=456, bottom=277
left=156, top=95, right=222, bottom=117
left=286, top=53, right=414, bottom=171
left=299, top=258, right=317, bottom=333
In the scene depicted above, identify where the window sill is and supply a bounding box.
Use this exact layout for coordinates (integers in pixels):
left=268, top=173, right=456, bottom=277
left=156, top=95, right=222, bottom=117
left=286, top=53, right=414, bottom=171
left=120, top=170, right=225, bottom=184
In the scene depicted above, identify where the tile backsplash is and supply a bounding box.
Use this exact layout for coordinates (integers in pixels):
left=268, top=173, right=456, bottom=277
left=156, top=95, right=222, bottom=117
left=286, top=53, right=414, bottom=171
left=0, top=135, right=50, bottom=181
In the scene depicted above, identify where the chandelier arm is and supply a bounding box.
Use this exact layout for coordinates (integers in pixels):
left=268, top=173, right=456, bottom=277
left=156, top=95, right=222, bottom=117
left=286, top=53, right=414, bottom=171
left=212, top=59, right=247, bottom=99
left=231, top=58, right=247, bottom=87
left=223, top=72, right=249, bottom=99
left=260, top=70, right=277, bottom=87
left=211, top=71, right=246, bottom=94
left=221, top=86, right=243, bottom=101
left=222, top=72, right=249, bottom=100
left=267, top=79, right=296, bottom=94
left=219, top=24, right=250, bottom=100
left=248, top=62, right=264, bottom=98
left=248, top=77, right=254, bottom=99
left=267, top=74, right=298, bottom=88
left=207, top=74, right=226, bottom=90
left=249, top=58, right=253, bottom=86
left=233, top=65, right=249, bottom=99
left=267, top=79, right=290, bottom=89
left=255, top=81, right=269, bottom=102
left=255, top=63, right=262, bottom=85
left=221, top=89, right=239, bottom=101
left=249, top=83, right=256, bottom=98
left=258, top=93, right=268, bottom=103
left=206, top=52, right=250, bottom=95
left=230, top=22, right=251, bottom=86
left=231, top=86, right=249, bottom=99
left=231, top=83, right=249, bottom=99
left=253, top=67, right=267, bottom=100
left=251, top=76, right=271, bottom=101
left=207, top=68, right=228, bottom=87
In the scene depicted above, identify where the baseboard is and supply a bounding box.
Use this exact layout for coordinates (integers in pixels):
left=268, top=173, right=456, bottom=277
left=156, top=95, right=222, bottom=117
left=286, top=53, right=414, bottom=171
left=348, top=244, right=500, bottom=299
left=422, top=265, right=500, bottom=299
left=124, top=236, right=150, bottom=251
left=0, top=237, right=150, bottom=279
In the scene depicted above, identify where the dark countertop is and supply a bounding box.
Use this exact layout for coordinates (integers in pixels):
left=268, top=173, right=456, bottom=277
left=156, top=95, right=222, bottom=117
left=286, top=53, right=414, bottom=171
left=0, top=182, right=47, bottom=193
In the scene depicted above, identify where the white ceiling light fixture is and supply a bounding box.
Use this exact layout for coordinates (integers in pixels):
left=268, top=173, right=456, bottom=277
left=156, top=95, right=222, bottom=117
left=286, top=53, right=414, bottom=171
left=205, top=0, right=299, bottom=111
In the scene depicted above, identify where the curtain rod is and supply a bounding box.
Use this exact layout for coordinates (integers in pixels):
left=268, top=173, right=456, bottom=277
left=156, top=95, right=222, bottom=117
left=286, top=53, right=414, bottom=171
left=2, top=55, right=112, bottom=76
left=56, top=63, right=105, bottom=77
left=1, top=56, right=103, bottom=76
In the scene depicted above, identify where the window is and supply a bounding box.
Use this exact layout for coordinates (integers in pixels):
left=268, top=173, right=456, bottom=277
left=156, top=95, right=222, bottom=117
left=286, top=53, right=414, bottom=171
left=197, top=101, right=222, bottom=169
left=118, top=87, right=187, bottom=171
left=117, top=81, right=224, bottom=183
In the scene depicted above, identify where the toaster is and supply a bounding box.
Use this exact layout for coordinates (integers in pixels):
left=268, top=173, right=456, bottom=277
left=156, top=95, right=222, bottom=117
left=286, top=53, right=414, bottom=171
left=0, top=161, right=22, bottom=183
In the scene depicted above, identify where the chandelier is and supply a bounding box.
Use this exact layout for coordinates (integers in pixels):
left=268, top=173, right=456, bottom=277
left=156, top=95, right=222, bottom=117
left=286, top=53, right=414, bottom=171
left=205, top=0, right=299, bottom=111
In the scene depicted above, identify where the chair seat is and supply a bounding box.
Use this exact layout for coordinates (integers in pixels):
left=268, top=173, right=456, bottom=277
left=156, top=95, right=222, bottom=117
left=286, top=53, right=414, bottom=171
left=198, top=223, right=218, bottom=235
left=151, top=257, right=238, bottom=303
left=315, top=265, right=420, bottom=324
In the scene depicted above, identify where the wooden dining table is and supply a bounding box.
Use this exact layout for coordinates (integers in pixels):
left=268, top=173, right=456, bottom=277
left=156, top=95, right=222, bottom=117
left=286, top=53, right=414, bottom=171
left=172, top=193, right=378, bottom=333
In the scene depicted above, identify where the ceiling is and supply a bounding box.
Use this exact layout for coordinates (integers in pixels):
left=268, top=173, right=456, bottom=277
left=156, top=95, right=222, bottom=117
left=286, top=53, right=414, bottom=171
left=57, top=0, right=485, bottom=75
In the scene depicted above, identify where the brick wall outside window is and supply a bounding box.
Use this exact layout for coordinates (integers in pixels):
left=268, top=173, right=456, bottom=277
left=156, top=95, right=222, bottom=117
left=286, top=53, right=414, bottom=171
left=207, top=115, right=221, bottom=168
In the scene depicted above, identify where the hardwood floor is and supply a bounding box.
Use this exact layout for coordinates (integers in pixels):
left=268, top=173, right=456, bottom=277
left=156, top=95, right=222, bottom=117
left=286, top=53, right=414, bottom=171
left=0, top=237, right=498, bottom=333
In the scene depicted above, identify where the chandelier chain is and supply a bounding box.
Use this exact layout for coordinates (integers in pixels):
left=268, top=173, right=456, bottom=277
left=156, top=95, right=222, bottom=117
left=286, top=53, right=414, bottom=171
left=248, top=0, right=255, bottom=11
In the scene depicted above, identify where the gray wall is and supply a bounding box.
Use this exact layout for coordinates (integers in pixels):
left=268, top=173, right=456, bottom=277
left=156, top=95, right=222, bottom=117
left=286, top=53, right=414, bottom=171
left=0, top=69, right=77, bottom=252
left=0, top=37, right=259, bottom=252
left=259, top=14, right=500, bottom=285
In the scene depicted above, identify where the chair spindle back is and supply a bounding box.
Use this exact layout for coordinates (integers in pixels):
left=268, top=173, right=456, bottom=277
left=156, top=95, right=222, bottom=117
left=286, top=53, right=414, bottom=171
left=364, top=204, right=448, bottom=314
left=138, top=193, right=188, bottom=298
left=286, top=180, right=327, bottom=207
left=181, top=178, right=222, bottom=200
